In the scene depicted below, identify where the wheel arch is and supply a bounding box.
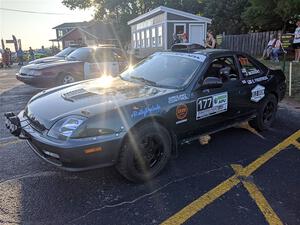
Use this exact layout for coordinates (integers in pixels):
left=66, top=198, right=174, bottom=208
left=121, top=116, right=178, bottom=156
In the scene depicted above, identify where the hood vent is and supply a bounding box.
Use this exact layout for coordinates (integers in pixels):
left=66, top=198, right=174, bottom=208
left=61, top=88, right=98, bottom=102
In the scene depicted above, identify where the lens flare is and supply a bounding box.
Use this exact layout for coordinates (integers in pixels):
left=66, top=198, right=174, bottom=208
left=97, top=75, right=114, bottom=88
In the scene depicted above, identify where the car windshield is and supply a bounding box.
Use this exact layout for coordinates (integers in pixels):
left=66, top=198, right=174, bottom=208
left=56, top=47, right=76, bottom=57
left=120, top=53, right=205, bottom=89
left=66, top=48, right=93, bottom=61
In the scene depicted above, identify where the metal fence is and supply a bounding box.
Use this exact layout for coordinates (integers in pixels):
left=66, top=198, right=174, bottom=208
left=219, top=31, right=280, bottom=56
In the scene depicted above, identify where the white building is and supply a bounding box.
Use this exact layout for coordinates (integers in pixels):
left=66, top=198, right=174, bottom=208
left=128, top=6, right=212, bottom=58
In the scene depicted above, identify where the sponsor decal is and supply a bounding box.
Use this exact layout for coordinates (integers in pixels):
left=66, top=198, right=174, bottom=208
left=196, top=92, right=228, bottom=120
left=131, top=104, right=161, bottom=119
left=242, top=76, right=268, bottom=85
left=176, top=104, right=188, bottom=124
left=168, top=93, right=189, bottom=104
left=251, top=85, right=265, bottom=102
left=163, top=53, right=206, bottom=62
left=176, top=104, right=188, bottom=120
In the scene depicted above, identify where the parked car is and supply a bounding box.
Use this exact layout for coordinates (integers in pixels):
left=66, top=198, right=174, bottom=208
left=0, top=53, right=3, bottom=68
left=29, top=46, right=80, bottom=65
left=16, top=46, right=128, bottom=88
left=5, top=49, right=286, bottom=182
left=171, top=43, right=205, bottom=53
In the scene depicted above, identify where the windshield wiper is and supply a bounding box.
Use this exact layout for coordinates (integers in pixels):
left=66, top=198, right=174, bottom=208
left=130, top=76, right=158, bottom=86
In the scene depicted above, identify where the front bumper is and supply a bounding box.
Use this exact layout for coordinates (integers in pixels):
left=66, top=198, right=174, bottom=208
left=6, top=111, right=126, bottom=171
left=16, top=73, right=57, bottom=88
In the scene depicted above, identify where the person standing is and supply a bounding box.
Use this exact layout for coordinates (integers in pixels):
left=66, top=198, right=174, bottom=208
left=29, top=47, right=35, bottom=61
left=172, top=33, right=180, bottom=45
left=205, top=31, right=216, bottom=49
left=182, top=32, right=188, bottom=43
left=293, top=20, right=300, bottom=62
left=17, top=47, right=24, bottom=66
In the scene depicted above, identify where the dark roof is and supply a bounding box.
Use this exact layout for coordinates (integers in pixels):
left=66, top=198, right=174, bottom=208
left=58, top=22, right=116, bottom=41
left=53, top=21, right=90, bottom=29
left=194, top=49, right=232, bottom=55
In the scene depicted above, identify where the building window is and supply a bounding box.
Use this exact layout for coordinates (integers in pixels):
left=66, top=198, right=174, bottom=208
left=137, top=32, right=140, bottom=48
left=58, top=30, right=63, bottom=38
left=174, top=24, right=186, bottom=36
left=151, top=27, right=156, bottom=47
left=158, top=26, right=163, bottom=47
left=141, top=31, right=145, bottom=48
left=133, top=33, right=136, bottom=48
left=146, top=29, right=150, bottom=48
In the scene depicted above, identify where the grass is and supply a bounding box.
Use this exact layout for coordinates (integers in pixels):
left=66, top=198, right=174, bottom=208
left=260, top=60, right=300, bottom=102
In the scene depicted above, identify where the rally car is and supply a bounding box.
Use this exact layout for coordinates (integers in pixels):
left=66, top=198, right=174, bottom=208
left=5, top=49, right=286, bottom=182
left=16, top=46, right=128, bottom=88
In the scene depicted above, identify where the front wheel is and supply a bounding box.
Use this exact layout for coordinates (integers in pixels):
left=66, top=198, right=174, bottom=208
left=58, top=73, right=76, bottom=85
left=249, top=94, right=278, bottom=131
left=116, top=122, right=172, bottom=183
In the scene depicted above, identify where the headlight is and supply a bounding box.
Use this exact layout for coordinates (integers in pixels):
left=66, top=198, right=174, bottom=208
left=28, top=70, right=42, bottom=76
left=48, top=116, right=86, bottom=139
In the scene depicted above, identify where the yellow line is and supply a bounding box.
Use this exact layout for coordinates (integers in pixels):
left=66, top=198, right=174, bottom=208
left=0, top=140, right=22, bottom=148
left=241, top=130, right=300, bottom=177
left=293, top=141, right=300, bottom=150
left=161, top=130, right=300, bottom=225
left=232, top=164, right=283, bottom=225
left=161, top=175, right=240, bottom=225
left=243, top=180, right=283, bottom=225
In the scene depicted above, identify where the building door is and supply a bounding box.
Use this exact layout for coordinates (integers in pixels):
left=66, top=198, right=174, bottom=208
left=189, top=24, right=205, bottom=45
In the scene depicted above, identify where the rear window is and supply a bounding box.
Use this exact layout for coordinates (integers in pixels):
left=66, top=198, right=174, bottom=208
left=238, top=55, right=261, bottom=77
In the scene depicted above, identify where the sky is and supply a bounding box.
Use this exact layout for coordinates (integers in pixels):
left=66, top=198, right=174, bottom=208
left=0, top=0, right=94, bottom=50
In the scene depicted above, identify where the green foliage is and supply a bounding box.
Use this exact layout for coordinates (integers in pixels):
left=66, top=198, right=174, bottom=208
left=62, top=0, right=202, bottom=44
left=62, top=0, right=300, bottom=43
left=201, top=0, right=250, bottom=35
left=243, top=0, right=300, bottom=32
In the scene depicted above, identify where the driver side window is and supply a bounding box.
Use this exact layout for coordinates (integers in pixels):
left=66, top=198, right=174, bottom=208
left=204, top=57, right=239, bottom=83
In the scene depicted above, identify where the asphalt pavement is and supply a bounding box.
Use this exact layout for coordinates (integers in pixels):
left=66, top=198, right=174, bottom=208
left=0, top=66, right=300, bottom=225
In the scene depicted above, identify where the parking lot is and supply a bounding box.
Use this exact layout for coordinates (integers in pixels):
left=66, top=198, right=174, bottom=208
left=0, top=66, right=300, bottom=225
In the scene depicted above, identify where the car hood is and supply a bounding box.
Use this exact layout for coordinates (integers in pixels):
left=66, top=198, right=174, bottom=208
left=25, top=77, right=175, bottom=129
left=29, top=56, right=63, bottom=64
left=22, top=59, right=80, bottom=70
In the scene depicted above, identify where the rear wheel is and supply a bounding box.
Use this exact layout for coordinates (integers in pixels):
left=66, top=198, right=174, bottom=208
left=116, top=122, right=172, bottom=183
left=58, top=73, right=76, bottom=85
left=249, top=94, right=278, bottom=131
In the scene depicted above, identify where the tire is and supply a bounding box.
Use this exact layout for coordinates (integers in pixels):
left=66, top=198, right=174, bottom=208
left=58, top=73, right=76, bottom=85
left=116, top=122, right=172, bottom=183
left=249, top=94, right=278, bottom=131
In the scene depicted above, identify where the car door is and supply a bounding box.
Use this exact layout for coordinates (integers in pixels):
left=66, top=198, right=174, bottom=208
left=84, top=49, right=119, bottom=79
left=188, top=55, right=251, bottom=132
left=236, top=54, right=270, bottom=111
left=95, top=49, right=120, bottom=76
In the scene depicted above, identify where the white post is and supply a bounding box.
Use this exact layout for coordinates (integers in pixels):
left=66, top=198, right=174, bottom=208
left=289, top=62, right=292, bottom=97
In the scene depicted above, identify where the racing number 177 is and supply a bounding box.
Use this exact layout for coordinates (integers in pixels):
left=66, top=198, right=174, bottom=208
left=197, top=97, right=213, bottom=111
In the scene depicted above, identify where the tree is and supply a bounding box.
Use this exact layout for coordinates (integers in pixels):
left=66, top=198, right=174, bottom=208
left=243, top=0, right=300, bottom=32
left=200, top=0, right=250, bottom=35
left=62, top=0, right=203, bottom=45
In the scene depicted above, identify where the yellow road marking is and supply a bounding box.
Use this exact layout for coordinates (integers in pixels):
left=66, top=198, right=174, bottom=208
left=0, top=139, right=22, bottom=147
left=161, top=175, right=240, bottom=225
left=161, top=130, right=300, bottom=225
left=293, top=141, right=300, bottom=150
left=232, top=164, right=283, bottom=225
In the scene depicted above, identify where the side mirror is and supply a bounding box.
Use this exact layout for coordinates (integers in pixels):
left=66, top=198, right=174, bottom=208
left=201, top=77, right=223, bottom=89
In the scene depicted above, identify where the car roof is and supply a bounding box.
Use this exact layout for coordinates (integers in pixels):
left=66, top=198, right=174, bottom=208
left=165, top=49, right=235, bottom=56
left=80, top=46, right=121, bottom=50
left=172, top=43, right=200, bottom=46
